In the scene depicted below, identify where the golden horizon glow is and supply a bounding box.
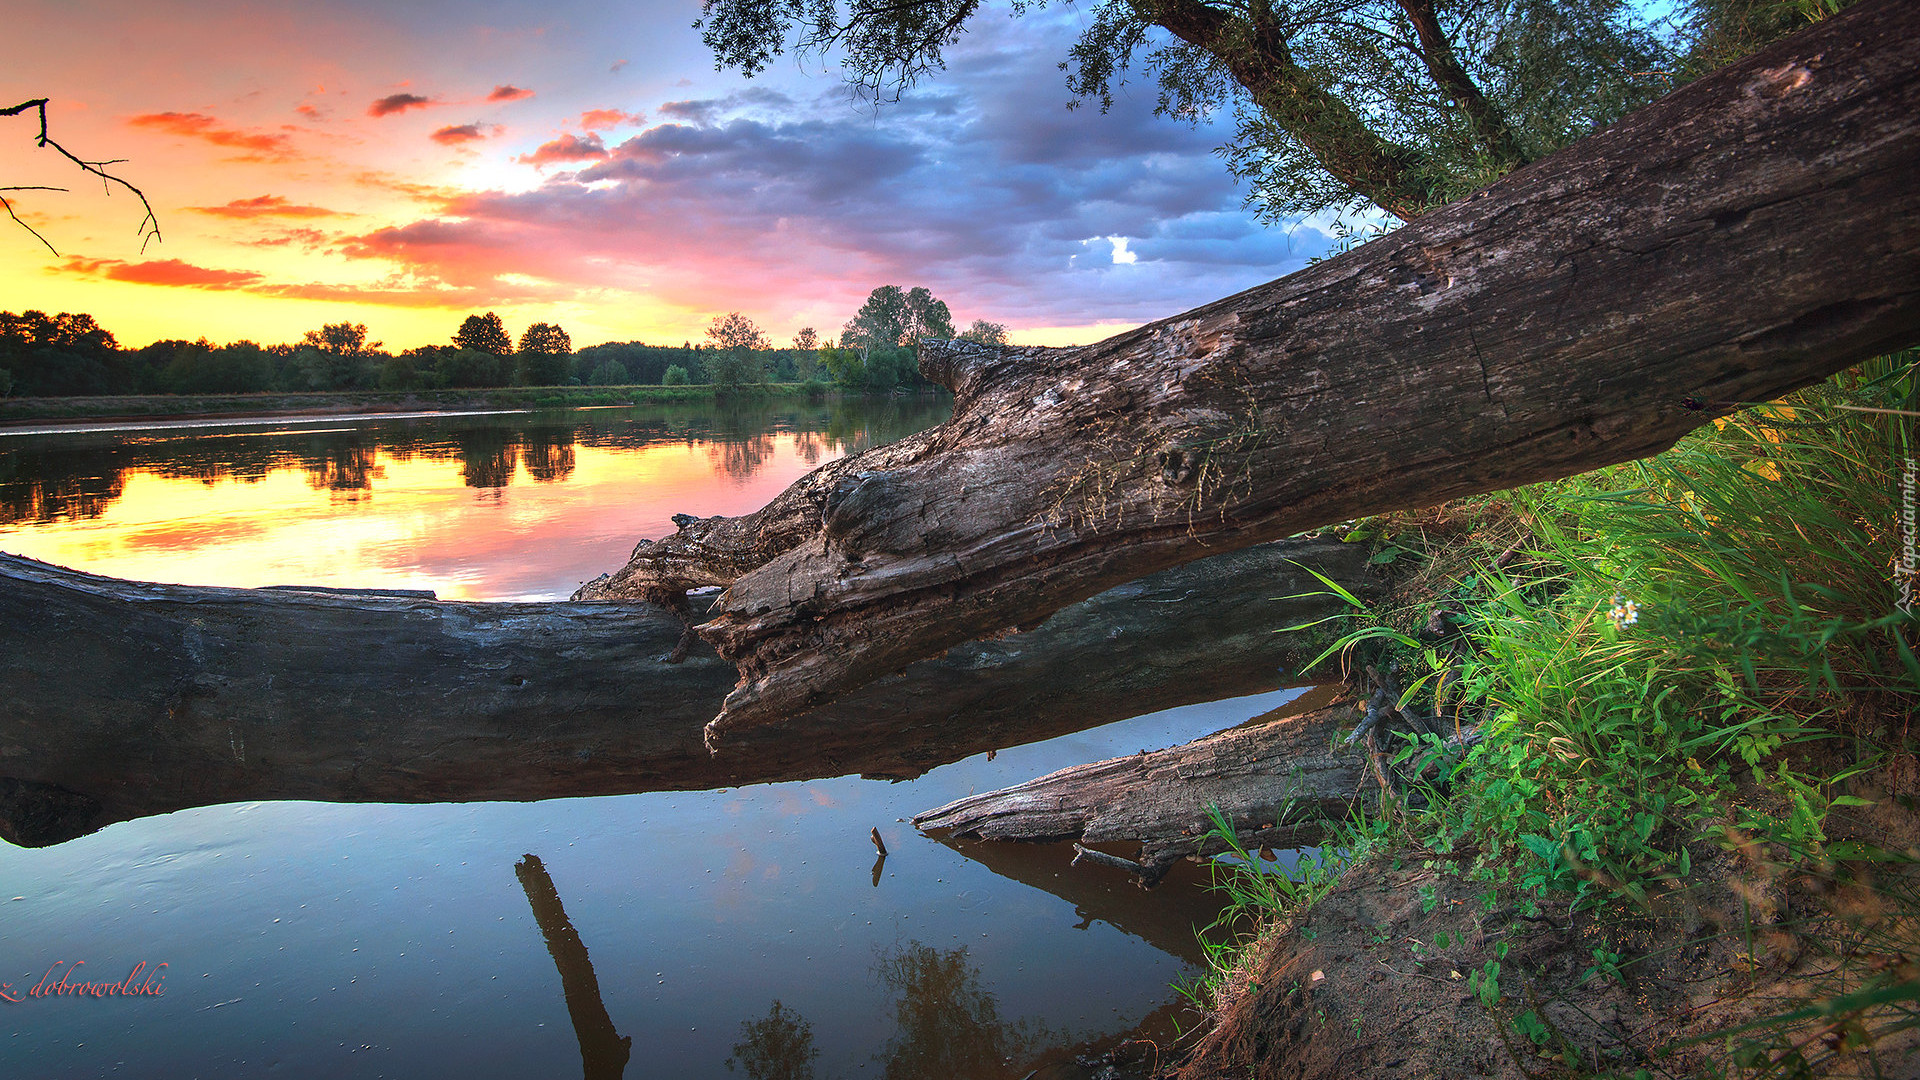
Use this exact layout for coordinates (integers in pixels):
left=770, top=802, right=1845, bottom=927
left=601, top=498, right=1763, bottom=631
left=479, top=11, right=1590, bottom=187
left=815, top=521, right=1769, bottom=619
left=0, top=430, right=854, bottom=600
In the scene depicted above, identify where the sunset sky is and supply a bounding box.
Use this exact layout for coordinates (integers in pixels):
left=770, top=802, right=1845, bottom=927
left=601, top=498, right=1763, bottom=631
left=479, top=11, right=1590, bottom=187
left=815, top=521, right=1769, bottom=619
left=2, top=0, right=1334, bottom=351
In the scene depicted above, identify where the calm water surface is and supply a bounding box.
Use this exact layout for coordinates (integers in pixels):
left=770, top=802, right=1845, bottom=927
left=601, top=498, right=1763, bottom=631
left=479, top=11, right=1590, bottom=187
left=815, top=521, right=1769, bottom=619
left=0, top=398, right=949, bottom=599
left=0, top=401, right=1292, bottom=1079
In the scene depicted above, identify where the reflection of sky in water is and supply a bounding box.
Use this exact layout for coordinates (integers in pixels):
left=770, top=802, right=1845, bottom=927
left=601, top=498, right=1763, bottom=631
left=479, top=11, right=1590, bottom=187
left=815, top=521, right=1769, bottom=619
left=0, top=689, right=1306, bottom=1079
left=0, top=401, right=1293, bottom=1077
left=0, top=403, right=944, bottom=599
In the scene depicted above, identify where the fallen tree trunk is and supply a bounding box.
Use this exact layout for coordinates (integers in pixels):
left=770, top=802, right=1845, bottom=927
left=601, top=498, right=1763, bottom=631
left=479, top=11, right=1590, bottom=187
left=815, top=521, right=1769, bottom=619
left=0, top=537, right=1372, bottom=847
left=914, top=699, right=1371, bottom=886
left=581, top=3, right=1920, bottom=744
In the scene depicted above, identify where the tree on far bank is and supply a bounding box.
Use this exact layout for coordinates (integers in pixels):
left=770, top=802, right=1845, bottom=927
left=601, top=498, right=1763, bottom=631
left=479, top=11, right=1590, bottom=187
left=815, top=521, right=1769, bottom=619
left=454, top=312, right=513, bottom=356
left=842, top=286, right=908, bottom=355
left=705, top=311, right=771, bottom=391
left=793, top=327, right=818, bottom=351
left=295, top=321, right=380, bottom=390
left=0, top=310, right=123, bottom=396
left=843, top=285, right=955, bottom=354
left=301, top=322, right=377, bottom=356
left=958, top=320, right=1008, bottom=346
left=902, top=287, right=954, bottom=343
left=515, top=322, right=573, bottom=385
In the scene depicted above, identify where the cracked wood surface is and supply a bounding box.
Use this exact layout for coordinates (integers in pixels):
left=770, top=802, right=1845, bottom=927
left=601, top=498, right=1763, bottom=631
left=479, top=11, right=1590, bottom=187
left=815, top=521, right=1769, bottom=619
left=0, top=537, right=1371, bottom=846
left=582, top=3, right=1920, bottom=745
left=914, top=697, right=1370, bottom=881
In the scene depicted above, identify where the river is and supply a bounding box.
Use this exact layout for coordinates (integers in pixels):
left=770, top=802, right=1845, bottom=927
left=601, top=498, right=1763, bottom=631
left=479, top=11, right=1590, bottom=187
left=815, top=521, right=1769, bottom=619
left=0, top=400, right=1306, bottom=1079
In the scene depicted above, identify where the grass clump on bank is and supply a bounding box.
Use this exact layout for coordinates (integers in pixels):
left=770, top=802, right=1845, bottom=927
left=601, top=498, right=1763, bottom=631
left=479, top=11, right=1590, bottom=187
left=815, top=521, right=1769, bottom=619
left=1186, top=353, right=1918, bottom=1075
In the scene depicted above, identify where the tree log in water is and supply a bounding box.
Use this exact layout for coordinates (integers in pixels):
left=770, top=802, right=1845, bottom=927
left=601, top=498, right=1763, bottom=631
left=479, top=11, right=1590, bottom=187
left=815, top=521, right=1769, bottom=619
left=914, top=699, right=1371, bottom=886
left=579, top=4, right=1920, bottom=744
left=0, top=537, right=1373, bottom=847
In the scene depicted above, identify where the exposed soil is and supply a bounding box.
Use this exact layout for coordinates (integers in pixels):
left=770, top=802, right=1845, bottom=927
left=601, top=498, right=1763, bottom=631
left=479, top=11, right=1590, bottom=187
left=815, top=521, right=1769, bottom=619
left=1165, top=749, right=1920, bottom=1080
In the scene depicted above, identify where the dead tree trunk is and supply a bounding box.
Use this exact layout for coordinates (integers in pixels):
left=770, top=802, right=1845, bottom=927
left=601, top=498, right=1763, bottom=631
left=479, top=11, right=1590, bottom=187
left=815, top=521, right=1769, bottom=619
left=914, top=699, right=1367, bottom=886
left=580, top=2, right=1920, bottom=745
left=0, top=538, right=1372, bottom=847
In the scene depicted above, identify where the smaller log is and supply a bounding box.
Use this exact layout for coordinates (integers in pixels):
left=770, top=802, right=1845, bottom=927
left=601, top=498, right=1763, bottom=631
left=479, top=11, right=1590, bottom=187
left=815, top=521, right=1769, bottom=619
left=913, top=699, right=1373, bottom=884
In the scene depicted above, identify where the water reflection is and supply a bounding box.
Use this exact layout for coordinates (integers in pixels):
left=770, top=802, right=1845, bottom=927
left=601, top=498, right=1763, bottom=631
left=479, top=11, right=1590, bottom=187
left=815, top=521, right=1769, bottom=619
left=726, top=1000, right=821, bottom=1080
left=0, top=397, right=949, bottom=599
left=709, top=434, right=778, bottom=483
left=516, top=853, right=633, bottom=1080
left=934, top=841, right=1223, bottom=967
left=525, top=425, right=578, bottom=483
left=0, top=397, right=947, bottom=524
left=0, top=443, right=125, bottom=523
left=305, top=443, right=382, bottom=496
left=873, top=942, right=1055, bottom=1080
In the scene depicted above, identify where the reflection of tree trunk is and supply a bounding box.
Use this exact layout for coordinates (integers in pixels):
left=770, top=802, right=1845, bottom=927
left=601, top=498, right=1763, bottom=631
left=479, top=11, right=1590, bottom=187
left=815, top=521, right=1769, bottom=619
left=0, top=535, right=1373, bottom=847
left=581, top=8, right=1920, bottom=742
left=931, top=837, right=1225, bottom=965
left=523, top=429, right=578, bottom=483
left=514, top=854, right=632, bottom=1080
left=456, top=427, right=518, bottom=488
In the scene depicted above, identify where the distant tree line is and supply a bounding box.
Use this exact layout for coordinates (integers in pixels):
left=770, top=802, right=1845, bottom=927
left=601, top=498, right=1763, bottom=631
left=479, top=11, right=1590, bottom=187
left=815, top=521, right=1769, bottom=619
left=692, top=285, right=1009, bottom=395
left=0, top=293, right=1007, bottom=398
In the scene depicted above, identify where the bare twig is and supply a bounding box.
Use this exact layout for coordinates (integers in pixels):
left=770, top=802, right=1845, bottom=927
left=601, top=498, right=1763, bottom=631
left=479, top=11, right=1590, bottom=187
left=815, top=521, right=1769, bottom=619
left=3, top=97, right=161, bottom=255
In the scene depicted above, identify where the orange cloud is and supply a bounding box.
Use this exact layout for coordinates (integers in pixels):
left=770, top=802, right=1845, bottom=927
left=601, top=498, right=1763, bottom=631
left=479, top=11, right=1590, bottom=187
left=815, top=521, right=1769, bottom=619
left=579, top=108, right=644, bottom=131
left=62, top=257, right=266, bottom=290
left=431, top=124, right=495, bottom=146
left=488, top=85, right=534, bottom=102
left=188, top=195, right=342, bottom=219
left=59, top=253, right=531, bottom=309
left=127, top=112, right=296, bottom=160
left=368, top=93, right=434, bottom=117
left=516, top=133, right=607, bottom=167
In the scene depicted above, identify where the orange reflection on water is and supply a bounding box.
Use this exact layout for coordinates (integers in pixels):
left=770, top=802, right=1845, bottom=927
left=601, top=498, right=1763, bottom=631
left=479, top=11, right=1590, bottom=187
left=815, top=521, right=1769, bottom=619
left=0, top=432, right=840, bottom=601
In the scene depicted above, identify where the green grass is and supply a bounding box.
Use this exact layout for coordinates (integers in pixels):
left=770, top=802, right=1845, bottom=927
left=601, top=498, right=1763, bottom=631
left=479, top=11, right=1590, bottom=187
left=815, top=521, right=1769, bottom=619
left=1174, top=804, right=1370, bottom=1027
left=1189, top=352, right=1919, bottom=1073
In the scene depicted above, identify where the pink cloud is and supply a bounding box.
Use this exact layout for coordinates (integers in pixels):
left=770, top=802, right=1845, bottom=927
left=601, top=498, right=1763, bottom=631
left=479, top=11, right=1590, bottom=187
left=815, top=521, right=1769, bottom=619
left=188, top=195, right=341, bottom=219
left=488, top=85, right=534, bottom=102
left=579, top=108, right=644, bottom=131
left=368, top=93, right=434, bottom=117
left=127, top=112, right=296, bottom=160
left=516, top=133, right=608, bottom=167
left=431, top=124, right=496, bottom=146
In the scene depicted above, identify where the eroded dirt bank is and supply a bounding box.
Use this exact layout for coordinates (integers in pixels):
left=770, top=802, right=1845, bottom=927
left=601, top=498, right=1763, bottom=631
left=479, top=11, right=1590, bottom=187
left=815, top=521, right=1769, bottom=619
left=1167, top=755, right=1920, bottom=1079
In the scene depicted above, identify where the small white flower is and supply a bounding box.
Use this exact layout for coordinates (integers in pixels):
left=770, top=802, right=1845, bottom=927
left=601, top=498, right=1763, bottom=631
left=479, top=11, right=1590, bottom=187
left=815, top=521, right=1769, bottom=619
left=1607, top=594, right=1639, bottom=630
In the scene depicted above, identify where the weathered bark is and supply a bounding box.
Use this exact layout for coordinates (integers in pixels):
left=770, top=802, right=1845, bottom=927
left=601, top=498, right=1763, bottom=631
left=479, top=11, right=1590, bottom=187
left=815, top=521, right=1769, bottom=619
left=914, top=697, right=1371, bottom=885
left=588, top=2, right=1920, bottom=747
left=0, top=537, right=1373, bottom=847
